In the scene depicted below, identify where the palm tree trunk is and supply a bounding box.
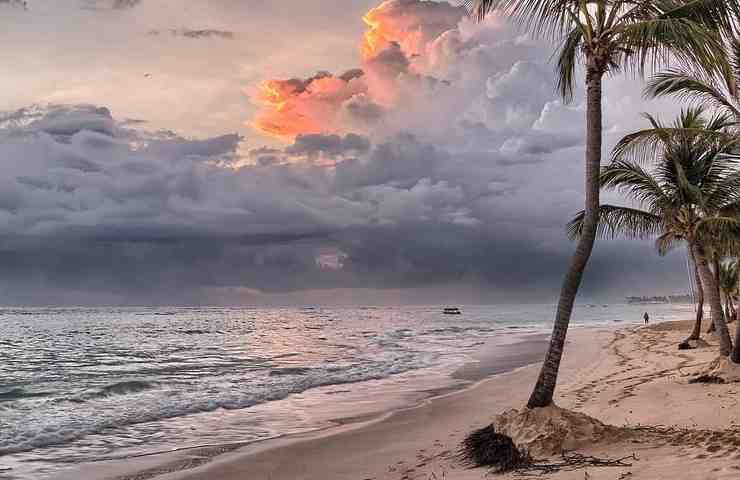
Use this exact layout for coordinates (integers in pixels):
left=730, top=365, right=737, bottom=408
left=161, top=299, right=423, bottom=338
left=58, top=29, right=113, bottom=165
left=714, top=255, right=722, bottom=313
left=526, top=63, right=603, bottom=409
left=725, top=296, right=731, bottom=321
left=687, top=248, right=703, bottom=341
left=708, top=256, right=722, bottom=334
left=729, top=296, right=736, bottom=323
left=733, top=314, right=740, bottom=363
left=693, top=243, right=732, bottom=356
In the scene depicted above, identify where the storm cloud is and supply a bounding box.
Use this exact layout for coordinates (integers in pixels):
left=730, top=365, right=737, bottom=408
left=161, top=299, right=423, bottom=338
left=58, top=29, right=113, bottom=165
left=0, top=0, right=26, bottom=9
left=112, top=0, right=141, bottom=9
left=148, top=28, right=235, bottom=39
left=0, top=95, right=684, bottom=305
left=0, top=0, right=690, bottom=304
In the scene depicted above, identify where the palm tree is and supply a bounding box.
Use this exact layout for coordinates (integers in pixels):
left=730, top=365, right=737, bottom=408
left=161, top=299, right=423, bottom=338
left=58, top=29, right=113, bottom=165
left=686, top=246, right=705, bottom=342
left=704, top=248, right=724, bottom=334
left=468, top=0, right=739, bottom=408
left=719, top=260, right=738, bottom=321
left=648, top=41, right=740, bottom=338
left=646, top=38, right=740, bottom=125
left=570, top=107, right=740, bottom=358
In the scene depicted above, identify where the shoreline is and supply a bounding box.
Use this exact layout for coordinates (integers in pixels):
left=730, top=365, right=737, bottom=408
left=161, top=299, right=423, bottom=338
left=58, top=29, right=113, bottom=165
left=132, top=319, right=740, bottom=480
left=51, top=329, right=556, bottom=480
left=129, top=327, right=612, bottom=480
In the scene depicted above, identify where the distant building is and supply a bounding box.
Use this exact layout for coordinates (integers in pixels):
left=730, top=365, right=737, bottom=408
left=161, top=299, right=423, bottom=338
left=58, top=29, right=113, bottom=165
left=626, top=294, right=692, bottom=304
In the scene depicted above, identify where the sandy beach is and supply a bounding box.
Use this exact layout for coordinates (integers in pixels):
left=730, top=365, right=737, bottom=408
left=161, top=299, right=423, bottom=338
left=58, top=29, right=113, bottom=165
left=9, top=1, right=740, bottom=479
left=100, top=319, right=740, bottom=480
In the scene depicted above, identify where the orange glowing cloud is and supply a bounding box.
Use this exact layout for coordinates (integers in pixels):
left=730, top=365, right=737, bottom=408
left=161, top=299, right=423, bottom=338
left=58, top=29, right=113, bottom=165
left=252, top=72, right=367, bottom=139
left=253, top=79, right=324, bottom=138
left=361, top=0, right=465, bottom=62
left=251, top=0, right=466, bottom=141
left=361, top=11, right=393, bottom=60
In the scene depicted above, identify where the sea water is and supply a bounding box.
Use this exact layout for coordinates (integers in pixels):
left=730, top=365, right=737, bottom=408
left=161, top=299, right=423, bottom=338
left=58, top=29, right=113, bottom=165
left=0, top=303, right=694, bottom=478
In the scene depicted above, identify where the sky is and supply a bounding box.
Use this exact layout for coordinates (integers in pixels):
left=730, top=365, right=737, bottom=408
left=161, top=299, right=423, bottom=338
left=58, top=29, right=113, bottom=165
left=0, top=0, right=695, bottom=305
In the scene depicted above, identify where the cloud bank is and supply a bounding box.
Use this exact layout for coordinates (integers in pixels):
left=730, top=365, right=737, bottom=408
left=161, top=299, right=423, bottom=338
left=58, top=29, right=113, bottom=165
left=148, top=28, right=235, bottom=39
left=0, top=0, right=689, bottom=304
left=0, top=0, right=26, bottom=9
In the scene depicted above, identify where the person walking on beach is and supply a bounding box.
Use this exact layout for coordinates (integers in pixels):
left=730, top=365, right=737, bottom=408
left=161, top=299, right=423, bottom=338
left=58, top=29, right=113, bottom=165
left=644, top=312, right=649, bottom=325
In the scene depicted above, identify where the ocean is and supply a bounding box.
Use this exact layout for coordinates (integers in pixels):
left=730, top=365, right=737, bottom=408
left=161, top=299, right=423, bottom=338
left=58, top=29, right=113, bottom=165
left=0, top=303, right=695, bottom=479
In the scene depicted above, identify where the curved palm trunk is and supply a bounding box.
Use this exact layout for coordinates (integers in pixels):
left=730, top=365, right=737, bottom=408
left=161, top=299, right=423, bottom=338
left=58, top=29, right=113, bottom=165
left=687, top=248, right=703, bottom=341
left=708, top=257, right=723, bottom=334
left=693, top=243, right=732, bottom=356
left=527, top=65, right=603, bottom=409
left=714, top=256, right=722, bottom=314
left=725, top=296, right=731, bottom=322
left=733, top=316, right=740, bottom=363
left=729, top=296, right=737, bottom=323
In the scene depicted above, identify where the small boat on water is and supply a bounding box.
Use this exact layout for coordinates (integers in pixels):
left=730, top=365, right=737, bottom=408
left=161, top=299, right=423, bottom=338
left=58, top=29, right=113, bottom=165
left=443, top=307, right=461, bottom=315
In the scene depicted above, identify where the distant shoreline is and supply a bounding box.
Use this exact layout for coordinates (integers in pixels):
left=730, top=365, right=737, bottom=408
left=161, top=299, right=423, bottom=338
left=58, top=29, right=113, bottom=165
left=626, top=294, right=694, bottom=304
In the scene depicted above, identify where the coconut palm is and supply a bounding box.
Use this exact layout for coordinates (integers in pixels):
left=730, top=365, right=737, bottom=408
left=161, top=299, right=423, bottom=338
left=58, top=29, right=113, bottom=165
left=705, top=248, right=723, bottom=334
left=646, top=38, right=740, bottom=125
left=686, top=247, right=705, bottom=342
left=648, top=40, right=740, bottom=339
left=570, top=107, right=740, bottom=358
left=468, top=0, right=739, bottom=408
left=719, top=260, right=739, bottom=321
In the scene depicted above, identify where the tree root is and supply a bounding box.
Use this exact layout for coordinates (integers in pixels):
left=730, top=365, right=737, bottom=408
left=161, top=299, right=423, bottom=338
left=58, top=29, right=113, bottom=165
left=459, top=426, right=637, bottom=476
left=688, top=375, right=726, bottom=384
left=459, top=425, right=532, bottom=472
left=513, top=452, right=638, bottom=476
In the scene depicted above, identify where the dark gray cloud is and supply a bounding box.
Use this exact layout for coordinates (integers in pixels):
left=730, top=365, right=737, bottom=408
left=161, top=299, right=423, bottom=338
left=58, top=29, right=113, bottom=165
left=148, top=29, right=235, bottom=39
left=343, top=96, right=385, bottom=123
left=0, top=100, right=687, bottom=305
left=0, top=0, right=692, bottom=304
left=80, top=0, right=141, bottom=11
left=0, top=0, right=26, bottom=9
left=248, top=147, right=283, bottom=167
left=286, top=133, right=371, bottom=158
left=112, top=0, right=141, bottom=9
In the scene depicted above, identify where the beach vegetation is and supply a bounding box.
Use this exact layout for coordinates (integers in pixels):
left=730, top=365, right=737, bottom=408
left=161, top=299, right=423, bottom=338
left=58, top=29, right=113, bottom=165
left=569, top=106, right=740, bottom=359
left=467, top=0, right=740, bottom=409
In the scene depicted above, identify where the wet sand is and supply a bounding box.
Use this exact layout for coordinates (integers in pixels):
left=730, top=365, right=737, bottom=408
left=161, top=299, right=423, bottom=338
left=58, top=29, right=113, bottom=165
left=154, top=320, right=740, bottom=480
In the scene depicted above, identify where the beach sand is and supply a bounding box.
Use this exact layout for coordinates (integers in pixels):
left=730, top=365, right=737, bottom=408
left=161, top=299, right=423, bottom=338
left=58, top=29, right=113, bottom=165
left=140, top=319, right=740, bottom=480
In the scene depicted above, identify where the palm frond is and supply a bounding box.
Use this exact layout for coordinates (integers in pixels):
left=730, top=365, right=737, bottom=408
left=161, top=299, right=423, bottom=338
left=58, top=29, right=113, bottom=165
left=657, top=0, right=740, bottom=36
left=718, top=198, right=740, bottom=217
left=704, top=161, right=740, bottom=211
left=465, top=0, right=578, bottom=38
left=568, top=204, right=663, bottom=241
left=719, top=259, right=740, bottom=293
left=655, top=231, right=682, bottom=255
left=467, top=0, right=740, bottom=107
left=614, top=17, right=726, bottom=77
left=555, top=26, right=583, bottom=103
left=600, top=160, right=669, bottom=210
left=644, top=69, right=740, bottom=118
left=696, top=217, right=740, bottom=254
